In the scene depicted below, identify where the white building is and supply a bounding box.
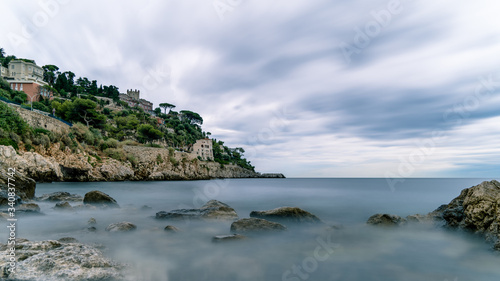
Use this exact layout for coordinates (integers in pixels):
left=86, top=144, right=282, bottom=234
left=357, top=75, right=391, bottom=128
left=191, top=139, right=213, bottom=160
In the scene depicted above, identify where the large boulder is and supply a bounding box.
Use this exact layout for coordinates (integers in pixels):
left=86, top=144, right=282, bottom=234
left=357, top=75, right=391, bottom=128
left=431, top=180, right=500, bottom=246
left=156, top=200, right=238, bottom=220
left=83, top=190, right=119, bottom=208
left=0, top=239, right=125, bottom=281
left=105, top=222, right=137, bottom=232
left=250, top=207, right=322, bottom=224
left=367, top=214, right=406, bottom=226
left=0, top=147, right=36, bottom=200
left=230, top=218, right=287, bottom=233
left=37, top=191, right=83, bottom=202
left=0, top=191, right=22, bottom=207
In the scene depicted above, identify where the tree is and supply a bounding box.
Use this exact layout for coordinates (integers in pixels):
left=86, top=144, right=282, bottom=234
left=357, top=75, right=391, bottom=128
left=154, top=107, right=162, bottom=116
left=0, top=48, right=5, bottom=58
left=42, top=65, right=59, bottom=85
left=180, top=110, right=203, bottom=125
left=1, top=55, right=16, bottom=68
left=159, top=103, right=175, bottom=114
left=137, top=124, right=163, bottom=143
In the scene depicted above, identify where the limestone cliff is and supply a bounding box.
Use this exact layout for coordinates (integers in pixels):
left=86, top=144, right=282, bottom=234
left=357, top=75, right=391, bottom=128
left=0, top=145, right=274, bottom=183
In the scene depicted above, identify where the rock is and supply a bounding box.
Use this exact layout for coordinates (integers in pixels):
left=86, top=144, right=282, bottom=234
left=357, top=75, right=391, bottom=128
left=88, top=217, right=97, bottom=225
left=88, top=226, right=97, bottom=232
left=429, top=180, right=500, bottom=249
left=230, top=218, right=287, bottom=233
left=141, top=205, right=152, bottom=210
left=0, top=147, right=36, bottom=200
left=212, top=234, right=247, bottom=242
left=37, top=191, right=83, bottom=202
left=156, top=200, right=238, bottom=220
left=105, top=222, right=137, bottom=232
left=0, top=190, right=22, bottom=207
left=58, top=237, right=78, bottom=243
left=83, top=190, right=119, bottom=208
left=0, top=239, right=125, bottom=281
left=54, top=201, right=73, bottom=210
left=164, top=225, right=179, bottom=233
left=250, top=207, right=322, bottom=224
left=367, top=214, right=406, bottom=226
left=17, top=203, right=42, bottom=214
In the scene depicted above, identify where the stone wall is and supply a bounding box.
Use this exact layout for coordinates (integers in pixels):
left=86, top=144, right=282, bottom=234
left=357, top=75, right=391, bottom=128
left=8, top=104, right=70, bottom=134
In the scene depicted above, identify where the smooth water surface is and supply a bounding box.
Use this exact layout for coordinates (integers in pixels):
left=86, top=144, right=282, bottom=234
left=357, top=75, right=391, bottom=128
left=7, top=178, right=500, bottom=280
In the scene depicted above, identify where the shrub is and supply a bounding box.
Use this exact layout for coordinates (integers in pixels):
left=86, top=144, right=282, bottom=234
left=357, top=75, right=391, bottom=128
left=0, top=138, right=18, bottom=150
left=127, top=155, right=138, bottom=166
left=169, top=156, right=178, bottom=166
left=100, top=138, right=119, bottom=150
left=33, top=134, right=50, bottom=148
left=156, top=154, right=163, bottom=164
left=104, top=148, right=126, bottom=161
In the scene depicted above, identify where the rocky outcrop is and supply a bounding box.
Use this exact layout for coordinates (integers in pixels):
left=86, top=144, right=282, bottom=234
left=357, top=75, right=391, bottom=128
left=212, top=234, right=247, bottom=242
left=105, top=222, right=137, bottom=232
left=230, top=218, right=287, bottom=233
left=83, top=190, right=119, bottom=208
left=54, top=201, right=73, bottom=210
left=0, top=147, right=36, bottom=200
left=250, top=207, right=322, bottom=224
left=0, top=144, right=282, bottom=183
left=367, top=214, right=407, bottom=226
left=164, top=225, right=180, bottom=233
left=156, top=200, right=238, bottom=220
left=37, top=191, right=83, bottom=202
left=0, top=239, right=125, bottom=281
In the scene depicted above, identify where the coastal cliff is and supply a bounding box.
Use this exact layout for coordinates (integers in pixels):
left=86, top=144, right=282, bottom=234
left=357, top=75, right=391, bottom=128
left=0, top=145, right=282, bottom=183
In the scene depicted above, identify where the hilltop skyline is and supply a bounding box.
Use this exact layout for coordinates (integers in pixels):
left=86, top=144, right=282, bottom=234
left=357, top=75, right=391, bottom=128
left=1, top=0, right=499, bottom=178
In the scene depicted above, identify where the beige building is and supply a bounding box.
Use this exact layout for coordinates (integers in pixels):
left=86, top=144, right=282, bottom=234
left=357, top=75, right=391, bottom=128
left=191, top=139, right=213, bottom=160
left=1, top=60, right=50, bottom=102
left=6, top=60, right=44, bottom=81
left=0, top=65, right=8, bottom=77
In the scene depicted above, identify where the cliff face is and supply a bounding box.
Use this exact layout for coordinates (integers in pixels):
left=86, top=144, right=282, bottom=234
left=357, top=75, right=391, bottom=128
left=0, top=145, right=266, bottom=183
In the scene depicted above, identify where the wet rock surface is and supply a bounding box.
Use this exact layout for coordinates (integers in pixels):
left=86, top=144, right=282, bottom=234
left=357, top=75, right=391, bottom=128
left=37, top=191, right=83, bottom=202
left=105, top=222, right=137, bottom=232
left=230, top=218, right=287, bottom=233
left=83, top=190, right=120, bottom=208
left=366, top=214, right=407, bottom=226
left=156, top=200, right=238, bottom=220
left=0, top=239, right=125, bottom=281
left=250, top=207, right=322, bottom=224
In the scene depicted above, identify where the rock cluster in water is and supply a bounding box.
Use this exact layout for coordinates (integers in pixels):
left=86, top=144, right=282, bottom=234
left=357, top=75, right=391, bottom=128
left=367, top=180, right=500, bottom=250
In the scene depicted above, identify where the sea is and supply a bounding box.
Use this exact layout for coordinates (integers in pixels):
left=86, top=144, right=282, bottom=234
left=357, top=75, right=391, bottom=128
left=14, top=178, right=500, bottom=280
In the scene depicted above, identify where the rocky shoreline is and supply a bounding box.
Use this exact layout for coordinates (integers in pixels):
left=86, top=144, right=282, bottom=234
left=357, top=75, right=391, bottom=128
left=367, top=180, right=500, bottom=251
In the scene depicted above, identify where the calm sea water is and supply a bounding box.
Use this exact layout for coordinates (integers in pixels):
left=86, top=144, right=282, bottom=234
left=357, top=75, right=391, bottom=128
left=12, top=178, right=500, bottom=280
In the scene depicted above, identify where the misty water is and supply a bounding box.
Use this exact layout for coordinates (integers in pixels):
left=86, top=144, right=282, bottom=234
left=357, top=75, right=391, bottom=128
left=13, top=178, right=500, bottom=280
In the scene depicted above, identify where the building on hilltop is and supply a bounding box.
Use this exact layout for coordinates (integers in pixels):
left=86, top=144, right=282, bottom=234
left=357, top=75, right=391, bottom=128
left=1, top=59, right=52, bottom=102
left=119, top=89, right=153, bottom=113
left=191, top=139, right=214, bottom=161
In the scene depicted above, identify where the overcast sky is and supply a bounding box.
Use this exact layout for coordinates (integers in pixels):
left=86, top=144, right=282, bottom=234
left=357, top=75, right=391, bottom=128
left=1, top=0, right=499, bottom=178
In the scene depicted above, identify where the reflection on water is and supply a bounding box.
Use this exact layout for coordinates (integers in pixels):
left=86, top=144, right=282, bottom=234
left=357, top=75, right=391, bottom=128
left=11, top=178, right=500, bottom=280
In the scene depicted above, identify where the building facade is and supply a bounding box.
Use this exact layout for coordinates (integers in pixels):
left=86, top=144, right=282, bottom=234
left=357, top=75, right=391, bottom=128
left=1, top=60, right=50, bottom=102
left=191, top=139, right=214, bottom=161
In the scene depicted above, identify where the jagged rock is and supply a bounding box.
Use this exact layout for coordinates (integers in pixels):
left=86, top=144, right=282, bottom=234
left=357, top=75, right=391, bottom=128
left=212, top=234, right=247, bottom=242
left=250, top=207, right=322, bottom=224
left=430, top=180, right=500, bottom=248
left=0, top=239, right=125, bottom=281
left=0, top=191, right=22, bottom=207
left=88, top=217, right=97, bottom=225
left=58, top=237, right=78, bottom=243
left=156, top=200, right=238, bottom=220
left=367, top=214, right=406, bottom=226
left=37, top=191, right=83, bottom=202
left=54, top=201, right=73, bottom=210
left=164, top=225, right=180, bottom=233
left=83, top=190, right=119, bottom=208
left=230, top=218, right=287, bottom=233
left=105, top=222, right=137, bottom=232
left=0, top=146, right=36, bottom=200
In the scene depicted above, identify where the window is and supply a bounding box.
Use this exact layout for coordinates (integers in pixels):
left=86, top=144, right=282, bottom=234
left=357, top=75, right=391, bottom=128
left=20, top=84, right=23, bottom=91
left=11, top=65, right=14, bottom=69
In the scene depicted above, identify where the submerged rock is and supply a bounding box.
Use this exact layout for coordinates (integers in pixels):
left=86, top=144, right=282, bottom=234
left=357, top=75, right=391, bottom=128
left=0, top=239, right=125, bottom=281
left=212, top=234, right=247, bottom=242
left=156, top=200, right=238, bottom=220
left=230, top=218, right=287, bottom=233
left=164, top=225, right=180, bottom=233
left=54, top=201, right=73, bottom=210
left=58, top=237, right=79, bottom=243
left=367, top=214, right=406, bottom=226
left=37, top=191, right=83, bottom=202
left=17, top=203, right=42, bottom=215
left=106, top=222, right=137, bottom=232
left=83, top=190, right=119, bottom=208
left=250, top=207, right=322, bottom=224
left=88, top=217, right=97, bottom=225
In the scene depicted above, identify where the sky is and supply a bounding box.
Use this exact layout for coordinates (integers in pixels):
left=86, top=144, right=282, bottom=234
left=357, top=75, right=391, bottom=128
left=1, top=0, right=499, bottom=178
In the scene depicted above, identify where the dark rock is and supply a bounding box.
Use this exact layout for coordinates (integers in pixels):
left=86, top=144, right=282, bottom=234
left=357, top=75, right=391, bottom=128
left=54, top=201, right=73, bottom=210
left=164, top=225, right=179, bottom=233
left=212, top=234, right=247, bottom=242
left=141, top=205, right=152, bottom=210
left=156, top=200, right=238, bottom=220
left=17, top=203, right=42, bottom=215
left=83, top=190, right=119, bottom=208
left=37, top=191, right=83, bottom=202
left=58, top=237, right=78, bottom=243
left=88, top=226, right=97, bottom=232
left=105, top=222, right=137, bottom=232
left=0, top=164, right=36, bottom=201
left=230, top=218, right=287, bottom=233
left=250, top=207, right=322, bottom=224
left=0, top=239, right=124, bottom=280
left=367, top=214, right=406, bottom=226
left=88, top=217, right=97, bottom=225
left=0, top=190, right=22, bottom=207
